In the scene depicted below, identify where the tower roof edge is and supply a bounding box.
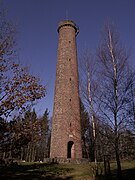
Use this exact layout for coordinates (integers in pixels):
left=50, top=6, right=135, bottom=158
left=57, top=20, right=79, bottom=35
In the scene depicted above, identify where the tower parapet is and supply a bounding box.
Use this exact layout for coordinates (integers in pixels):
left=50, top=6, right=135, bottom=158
left=57, top=20, right=79, bottom=35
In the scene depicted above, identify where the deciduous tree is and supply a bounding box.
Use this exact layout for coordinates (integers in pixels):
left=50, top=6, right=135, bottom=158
left=0, top=10, right=46, bottom=118
left=97, top=24, right=132, bottom=179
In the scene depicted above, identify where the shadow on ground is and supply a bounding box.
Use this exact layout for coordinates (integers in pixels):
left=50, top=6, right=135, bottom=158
left=1, top=162, right=135, bottom=180
left=97, top=168, right=135, bottom=180
left=0, top=163, right=73, bottom=180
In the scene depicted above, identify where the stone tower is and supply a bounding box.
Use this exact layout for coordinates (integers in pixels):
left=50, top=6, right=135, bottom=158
left=50, top=20, right=82, bottom=159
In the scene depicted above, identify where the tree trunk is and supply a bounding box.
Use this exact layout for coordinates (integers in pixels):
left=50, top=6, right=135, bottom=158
left=26, top=143, right=30, bottom=162
left=20, top=147, right=23, bottom=161
left=115, top=142, right=122, bottom=179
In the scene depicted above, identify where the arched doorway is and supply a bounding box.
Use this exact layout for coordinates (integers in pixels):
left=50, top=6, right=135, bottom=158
left=67, top=141, right=74, bottom=158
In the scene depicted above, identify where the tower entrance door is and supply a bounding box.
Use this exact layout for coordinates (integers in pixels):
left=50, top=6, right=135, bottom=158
left=67, top=141, right=74, bottom=158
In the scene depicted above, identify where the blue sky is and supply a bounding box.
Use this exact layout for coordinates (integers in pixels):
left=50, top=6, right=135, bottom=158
left=3, top=0, right=135, bottom=117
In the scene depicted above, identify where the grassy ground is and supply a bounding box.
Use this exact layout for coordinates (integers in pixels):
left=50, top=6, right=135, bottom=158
left=113, top=161, right=135, bottom=180
left=0, top=161, right=135, bottom=179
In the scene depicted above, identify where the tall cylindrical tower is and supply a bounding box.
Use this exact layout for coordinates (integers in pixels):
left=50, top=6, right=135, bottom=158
left=50, top=20, right=82, bottom=159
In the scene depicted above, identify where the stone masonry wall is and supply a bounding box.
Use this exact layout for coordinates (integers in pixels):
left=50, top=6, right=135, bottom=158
left=50, top=20, right=82, bottom=159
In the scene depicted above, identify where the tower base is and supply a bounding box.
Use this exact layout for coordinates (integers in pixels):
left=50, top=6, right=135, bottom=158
left=43, top=158, right=89, bottom=164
